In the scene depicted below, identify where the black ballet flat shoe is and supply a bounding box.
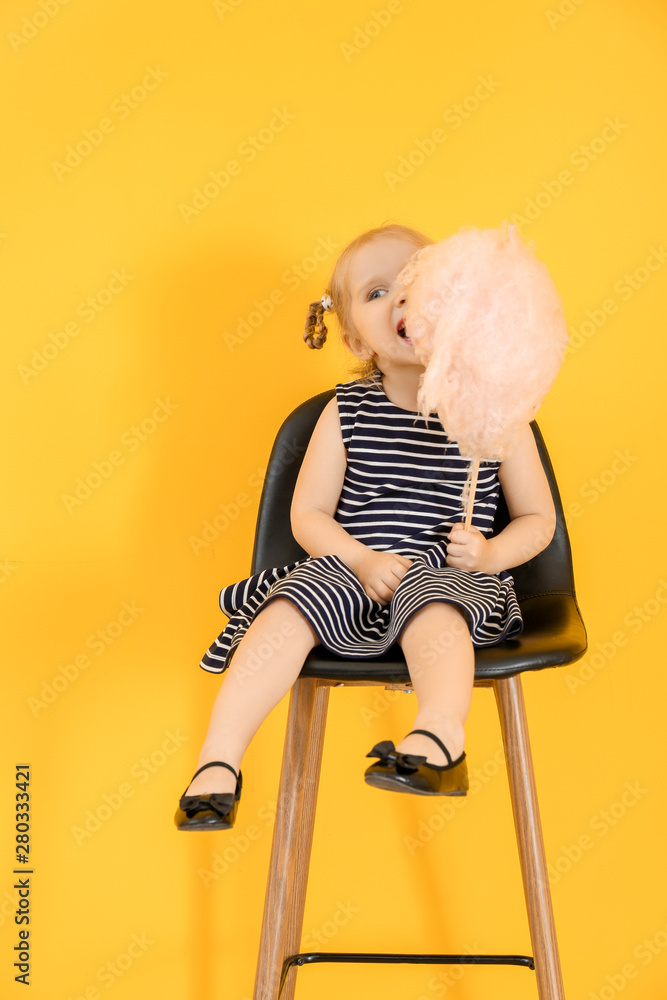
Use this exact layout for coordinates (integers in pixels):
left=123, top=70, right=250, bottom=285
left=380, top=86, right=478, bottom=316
left=364, top=728, right=468, bottom=796
left=174, top=761, right=242, bottom=831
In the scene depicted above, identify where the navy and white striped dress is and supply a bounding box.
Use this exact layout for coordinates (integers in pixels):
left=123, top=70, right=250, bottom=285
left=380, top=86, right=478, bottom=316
left=200, top=376, right=523, bottom=674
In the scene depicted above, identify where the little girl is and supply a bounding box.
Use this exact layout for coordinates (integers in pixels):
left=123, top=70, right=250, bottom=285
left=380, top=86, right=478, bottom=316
left=175, top=222, right=557, bottom=831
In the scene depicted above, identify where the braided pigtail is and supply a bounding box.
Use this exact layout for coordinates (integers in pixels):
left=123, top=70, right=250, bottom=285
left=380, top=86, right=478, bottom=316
left=303, top=298, right=330, bottom=350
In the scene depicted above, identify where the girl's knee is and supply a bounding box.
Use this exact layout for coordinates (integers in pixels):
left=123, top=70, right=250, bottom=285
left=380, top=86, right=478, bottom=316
left=256, top=597, right=321, bottom=647
left=398, top=601, right=469, bottom=647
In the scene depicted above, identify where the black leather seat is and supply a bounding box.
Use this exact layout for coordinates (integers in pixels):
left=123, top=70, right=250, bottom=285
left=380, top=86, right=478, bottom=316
left=250, top=387, right=587, bottom=1000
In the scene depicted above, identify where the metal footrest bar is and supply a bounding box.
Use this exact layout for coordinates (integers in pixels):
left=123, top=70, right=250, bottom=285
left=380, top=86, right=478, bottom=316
left=279, top=951, right=535, bottom=998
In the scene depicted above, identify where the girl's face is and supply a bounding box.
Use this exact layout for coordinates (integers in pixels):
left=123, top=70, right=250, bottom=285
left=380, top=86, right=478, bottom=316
left=343, top=236, right=425, bottom=375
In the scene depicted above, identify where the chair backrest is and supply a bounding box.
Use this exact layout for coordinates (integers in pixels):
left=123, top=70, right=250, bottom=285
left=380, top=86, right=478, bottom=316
left=251, top=388, right=577, bottom=602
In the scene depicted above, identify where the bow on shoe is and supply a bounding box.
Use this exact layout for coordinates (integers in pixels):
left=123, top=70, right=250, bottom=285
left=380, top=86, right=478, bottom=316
left=180, top=792, right=235, bottom=819
left=366, top=740, right=427, bottom=774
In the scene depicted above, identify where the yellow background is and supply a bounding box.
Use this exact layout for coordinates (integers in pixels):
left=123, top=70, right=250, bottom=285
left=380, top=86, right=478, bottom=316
left=2, top=1, right=666, bottom=998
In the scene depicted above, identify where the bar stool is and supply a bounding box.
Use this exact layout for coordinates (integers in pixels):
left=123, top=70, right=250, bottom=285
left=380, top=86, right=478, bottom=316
left=246, top=388, right=587, bottom=1000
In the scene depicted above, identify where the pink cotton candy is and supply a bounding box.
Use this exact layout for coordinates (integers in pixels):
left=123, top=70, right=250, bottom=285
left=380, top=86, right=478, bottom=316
left=399, top=222, right=569, bottom=462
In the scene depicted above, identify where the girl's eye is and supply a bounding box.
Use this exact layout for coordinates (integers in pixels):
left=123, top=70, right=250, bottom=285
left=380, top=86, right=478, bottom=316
left=368, top=288, right=387, bottom=300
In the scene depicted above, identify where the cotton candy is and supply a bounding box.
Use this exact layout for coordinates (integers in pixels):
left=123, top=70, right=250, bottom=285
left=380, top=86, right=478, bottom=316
left=398, top=222, right=569, bottom=525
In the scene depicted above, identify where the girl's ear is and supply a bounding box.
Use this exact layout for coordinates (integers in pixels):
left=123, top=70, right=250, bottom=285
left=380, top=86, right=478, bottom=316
left=342, top=331, right=367, bottom=359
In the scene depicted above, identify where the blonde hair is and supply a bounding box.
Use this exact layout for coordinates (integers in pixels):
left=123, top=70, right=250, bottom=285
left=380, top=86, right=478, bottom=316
left=303, top=222, right=433, bottom=383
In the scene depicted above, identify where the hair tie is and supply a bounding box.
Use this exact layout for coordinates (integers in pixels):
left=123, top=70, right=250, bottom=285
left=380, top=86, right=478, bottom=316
left=321, top=294, right=333, bottom=312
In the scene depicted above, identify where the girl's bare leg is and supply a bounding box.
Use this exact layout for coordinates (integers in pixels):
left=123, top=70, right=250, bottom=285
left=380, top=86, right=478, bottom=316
left=394, top=602, right=474, bottom=765
left=184, top=597, right=320, bottom=796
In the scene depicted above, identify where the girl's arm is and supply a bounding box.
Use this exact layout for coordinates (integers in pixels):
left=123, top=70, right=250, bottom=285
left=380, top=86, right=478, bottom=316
left=487, top=423, right=557, bottom=573
left=447, top=423, right=557, bottom=575
left=290, top=397, right=370, bottom=573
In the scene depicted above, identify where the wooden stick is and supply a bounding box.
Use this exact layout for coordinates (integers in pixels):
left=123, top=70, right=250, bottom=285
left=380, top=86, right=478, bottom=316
left=463, top=456, right=480, bottom=531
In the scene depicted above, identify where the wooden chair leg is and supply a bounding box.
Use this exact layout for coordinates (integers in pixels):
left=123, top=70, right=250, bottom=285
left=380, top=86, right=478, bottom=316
left=253, top=677, right=330, bottom=1000
left=493, top=675, right=565, bottom=1000
left=280, top=681, right=330, bottom=1000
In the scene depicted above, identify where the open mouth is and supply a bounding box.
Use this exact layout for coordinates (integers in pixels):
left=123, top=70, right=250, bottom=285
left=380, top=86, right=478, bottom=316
left=396, top=319, right=412, bottom=344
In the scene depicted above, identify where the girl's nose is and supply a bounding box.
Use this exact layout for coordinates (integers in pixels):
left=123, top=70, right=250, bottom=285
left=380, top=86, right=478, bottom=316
left=394, top=286, right=406, bottom=307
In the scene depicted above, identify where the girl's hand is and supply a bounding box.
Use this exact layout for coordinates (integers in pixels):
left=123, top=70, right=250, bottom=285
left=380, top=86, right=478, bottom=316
left=354, top=549, right=413, bottom=605
left=445, top=523, right=493, bottom=574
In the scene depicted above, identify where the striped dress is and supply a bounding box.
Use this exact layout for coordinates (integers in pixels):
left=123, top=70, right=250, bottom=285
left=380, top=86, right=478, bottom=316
left=200, top=376, right=523, bottom=674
